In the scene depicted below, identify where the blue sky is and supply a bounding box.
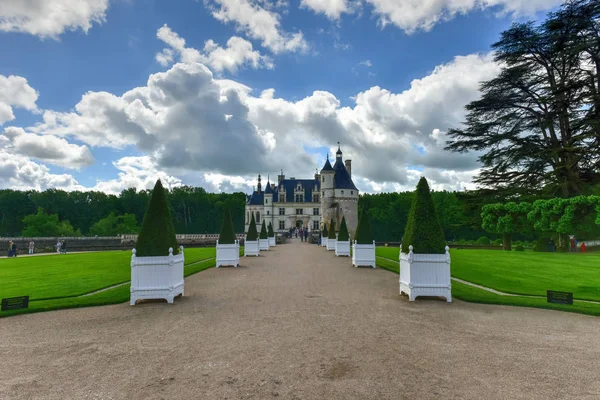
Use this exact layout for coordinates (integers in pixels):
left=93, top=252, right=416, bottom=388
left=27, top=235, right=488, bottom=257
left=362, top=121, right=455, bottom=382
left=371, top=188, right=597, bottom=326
left=0, top=0, right=562, bottom=194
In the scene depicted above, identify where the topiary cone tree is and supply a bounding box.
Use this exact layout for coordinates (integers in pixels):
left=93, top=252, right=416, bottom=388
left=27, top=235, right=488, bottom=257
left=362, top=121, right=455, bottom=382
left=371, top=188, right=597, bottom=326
left=135, top=179, right=178, bottom=256
left=246, top=213, right=258, bottom=241
left=401, top=177, right=446, bottom=254
left=338, top=216, right=350, bottom=241
left=267, top=222, right=275, bottom=237
left=259, top=220, right=268, bottom=239
left=218, top=207, right=236, bottom=244
left=322, top=223, right=328, bottom=237
left=356, top=210, right=374, bottom=244
left=328, top=218, right=336, bottom=239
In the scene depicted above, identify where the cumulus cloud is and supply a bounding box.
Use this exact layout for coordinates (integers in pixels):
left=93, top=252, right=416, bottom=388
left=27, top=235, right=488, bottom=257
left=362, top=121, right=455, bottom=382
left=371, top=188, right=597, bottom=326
left=155, top=24, right=273, bottom=73
left=300, top=0, right=355, bottom=20
left=0, top=0, right=108, bottom=38
left=0, top=75, right=39, bottom=125
left=206, top=0, right=309, bottom=53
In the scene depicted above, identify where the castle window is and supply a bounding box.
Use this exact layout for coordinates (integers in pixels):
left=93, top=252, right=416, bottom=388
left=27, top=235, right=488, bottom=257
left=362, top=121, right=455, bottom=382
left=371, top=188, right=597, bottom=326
left=296, top=209, right=303, bottom=215
left=295, top=194, right=303, bottom=202
left=279, top=220, right=285, bottom=230
left=256, top=212, right=260, bottom=223
left=246, top=212, right=249, bottom=223
left=279, top=208, right=285, bottom=215
left=313, top=194, right=320, bottom=203
left=313, top=220, right=319, bottom=230
left=265, top=199, right=268, bottom=204
left=341, top=190, right=344, bottom=195
left=267, top=211, right=270, bottom=215
left=322, top=177, right=325, bottom=183
left=322, top=191, right=324, bottom=196
left=313, top=208, right=319, bottom=215
left=351, top=191, right=353, bottom=195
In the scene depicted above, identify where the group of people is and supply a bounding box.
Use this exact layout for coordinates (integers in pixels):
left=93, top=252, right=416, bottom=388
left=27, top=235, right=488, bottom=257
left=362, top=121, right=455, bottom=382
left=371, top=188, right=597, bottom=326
left=6, top=241, right=18, bottom=257
left=289, top=227, right=309, bottom=242
left=56, top=240, right=67, bottom=254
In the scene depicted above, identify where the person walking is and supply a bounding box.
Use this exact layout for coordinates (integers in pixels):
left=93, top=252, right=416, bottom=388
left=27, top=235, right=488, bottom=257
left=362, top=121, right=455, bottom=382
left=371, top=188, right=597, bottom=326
left=28, top=240, right=35, bottom=255
left=303, top=228, right=308, bottom=243
left=61, top=240, right=67, bottom=254
left=11, top=241, right=17, bottom=257
left=56, top=240, right=62, bottom=254
left=8, top=241, right=13, bottom=257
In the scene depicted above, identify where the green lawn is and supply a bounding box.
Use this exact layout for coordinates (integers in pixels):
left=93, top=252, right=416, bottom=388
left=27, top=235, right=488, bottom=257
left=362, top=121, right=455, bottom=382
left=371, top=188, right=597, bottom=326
left=0, top=247, right=216, bottom=301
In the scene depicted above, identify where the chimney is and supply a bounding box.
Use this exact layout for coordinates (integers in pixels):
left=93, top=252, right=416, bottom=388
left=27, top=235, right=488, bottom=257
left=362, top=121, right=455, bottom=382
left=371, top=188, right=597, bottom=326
left=345, top=160, right=352, bottom=177
left=278, top=169, right=285, bottom=183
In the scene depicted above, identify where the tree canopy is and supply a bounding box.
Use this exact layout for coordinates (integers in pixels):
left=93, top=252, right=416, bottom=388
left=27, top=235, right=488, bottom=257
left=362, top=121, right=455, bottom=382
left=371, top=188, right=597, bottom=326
left=22, top=207, right=81, bottom=237
left=89, top=212, right=139, bottom=236
left=481, top=202, right=532, bottom=250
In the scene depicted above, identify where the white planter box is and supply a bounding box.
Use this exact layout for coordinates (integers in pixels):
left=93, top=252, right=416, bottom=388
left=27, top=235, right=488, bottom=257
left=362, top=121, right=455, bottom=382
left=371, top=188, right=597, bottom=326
left=216, top=240, right=240, bottom=268
left=321, top=237, right=328, bottom=247
left=130, top=246, right=184, bottom=305
left=399, top=245, right=451, bottom=302
left=335, top=240, right=351, bottom=257
left=352, top=241, right=376, bottom=268
left=268, top=236, right=276, bottom=247
left=326, top=238, right=336, bottom=251
left=259, top=238, right=270, bottom=251
left=244, top=239, right=259, bottom=256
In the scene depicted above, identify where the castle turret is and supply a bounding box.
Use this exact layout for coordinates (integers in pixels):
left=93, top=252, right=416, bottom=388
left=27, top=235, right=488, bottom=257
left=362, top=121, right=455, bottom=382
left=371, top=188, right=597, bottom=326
left=320, top=154, right=335, bottom=230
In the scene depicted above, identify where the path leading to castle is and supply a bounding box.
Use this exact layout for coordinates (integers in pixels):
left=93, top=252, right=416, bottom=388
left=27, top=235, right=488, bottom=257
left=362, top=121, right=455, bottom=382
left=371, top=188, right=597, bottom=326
left=1, top=240, right=600, bottom=400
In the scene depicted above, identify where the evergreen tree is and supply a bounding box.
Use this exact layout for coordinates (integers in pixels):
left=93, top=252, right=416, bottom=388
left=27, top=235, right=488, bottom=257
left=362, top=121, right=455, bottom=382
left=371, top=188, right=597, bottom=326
left=322, top=223, right=328, bottom=237
left=136, top=179, right=179, bottom=256
left=328, top=218, right=336, bottom=239
left=356, top=210, right=374, bottom=244
left=246, top=213, right=258, bottom=241
left=338, top=216, right=350, bottom=241
left=259, top=220, right=268, bottom=239
left=267, top=222, right=274, bottom=237
left=401, top=177, right=446, bottom=254
left=218, top=207, right=236, bottom=244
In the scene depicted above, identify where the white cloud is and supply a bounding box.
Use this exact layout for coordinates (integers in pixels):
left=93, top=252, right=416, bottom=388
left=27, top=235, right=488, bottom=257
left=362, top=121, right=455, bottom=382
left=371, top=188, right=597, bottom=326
left=300, top=0, right=354, bottom=20
left=206, top=0, right=309, bottom=53
left=0, top=0, right=109, bottom=38
left=0, top=75, right=39, bottom=125
left=359, top=60, right=372, bottom=67
left=155, top=24, right=273, bottom=74
left=366, top=0, right=563, bottom=33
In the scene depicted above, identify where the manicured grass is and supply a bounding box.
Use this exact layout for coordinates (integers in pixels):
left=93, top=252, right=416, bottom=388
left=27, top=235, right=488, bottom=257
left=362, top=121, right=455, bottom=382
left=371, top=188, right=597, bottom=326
left=0, top=247, right=216, bottom=301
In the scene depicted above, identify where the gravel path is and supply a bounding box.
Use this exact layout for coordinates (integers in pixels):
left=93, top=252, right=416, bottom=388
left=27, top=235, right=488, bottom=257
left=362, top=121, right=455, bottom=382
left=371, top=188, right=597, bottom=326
left=1, top=240, right=600, bottom=400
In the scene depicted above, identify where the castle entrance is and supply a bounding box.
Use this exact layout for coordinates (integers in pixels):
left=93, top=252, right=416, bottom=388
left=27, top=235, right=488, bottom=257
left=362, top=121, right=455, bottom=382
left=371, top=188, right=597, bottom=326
left=295, top=220, right=303, bottom=228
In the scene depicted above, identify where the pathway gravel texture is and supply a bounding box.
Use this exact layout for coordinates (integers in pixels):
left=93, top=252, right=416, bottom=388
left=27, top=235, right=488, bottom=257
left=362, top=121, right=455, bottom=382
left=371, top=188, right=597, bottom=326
left=1, top=240, right=600, bottom=400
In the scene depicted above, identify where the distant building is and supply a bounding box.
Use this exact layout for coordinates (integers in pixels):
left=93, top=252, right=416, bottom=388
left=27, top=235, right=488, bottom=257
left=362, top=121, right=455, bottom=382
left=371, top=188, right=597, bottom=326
left=245, top=144, right=359, bottom=237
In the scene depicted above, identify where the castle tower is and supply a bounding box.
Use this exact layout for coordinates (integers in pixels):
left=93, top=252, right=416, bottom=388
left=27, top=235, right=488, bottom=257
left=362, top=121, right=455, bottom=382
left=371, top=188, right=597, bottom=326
left=320, top=153, right=335, bottom=230
left=263, top=175, right=274, bottom=230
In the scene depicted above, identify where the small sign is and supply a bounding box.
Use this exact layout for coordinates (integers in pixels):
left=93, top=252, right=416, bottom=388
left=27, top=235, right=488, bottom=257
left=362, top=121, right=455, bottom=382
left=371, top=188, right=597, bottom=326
left=1, top=296, right=30, bottom=311
left=547, top=290, right=573, bottom=305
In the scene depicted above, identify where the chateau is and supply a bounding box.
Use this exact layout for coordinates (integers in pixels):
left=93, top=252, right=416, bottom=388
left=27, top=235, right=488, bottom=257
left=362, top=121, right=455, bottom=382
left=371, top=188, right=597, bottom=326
left=245, top=144, right=359, bottom=237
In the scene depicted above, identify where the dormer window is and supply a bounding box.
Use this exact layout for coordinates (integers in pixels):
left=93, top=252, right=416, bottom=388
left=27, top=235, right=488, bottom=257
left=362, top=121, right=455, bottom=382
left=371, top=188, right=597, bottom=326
left=322, top=177, right=325, bottom=183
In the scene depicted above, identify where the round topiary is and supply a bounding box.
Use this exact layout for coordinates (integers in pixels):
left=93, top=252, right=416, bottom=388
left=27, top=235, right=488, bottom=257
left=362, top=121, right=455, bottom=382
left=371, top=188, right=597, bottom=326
left=476, top=236, right=490, bottom=245
left=218, top=208, right=236, bottom=244
left=338, top=216, right=350, bottom=241
left=259, top=220, right=268, bottom=239
left=401, top=177, right=446, bottom=254
left=355, top=210, right=374, bottom=244
left=328, top=218, right=336, bottom=239
left=246, top=213, right=258, bottom=241
left=135, top=179, right=179, bottom=256
left=322, top=223, right=328, bottom=237
left=515, top=245, right=525, bottom=251
left=267, top=222, right=275, bottom=238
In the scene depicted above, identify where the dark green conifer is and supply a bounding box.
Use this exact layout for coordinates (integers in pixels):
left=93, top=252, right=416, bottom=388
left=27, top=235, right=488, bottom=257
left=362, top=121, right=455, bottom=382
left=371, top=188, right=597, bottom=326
left=355, top=210, right=374, bottom=244
left=322, top=223, right=328, bottom=237
left=135, top=179, right=179, bottom=256
left=401, top=177, right=446, bottom=254
left=246, top=213, right=258, bottom=241
left=259, top=220, right=268, bottom=239
left=267, top=222, right=275, bottom=237
left=218, top=208, right=236, bottom=244
left=328, top=218, right=336, bottom=239
left=338, top=216, right=349, bottom=241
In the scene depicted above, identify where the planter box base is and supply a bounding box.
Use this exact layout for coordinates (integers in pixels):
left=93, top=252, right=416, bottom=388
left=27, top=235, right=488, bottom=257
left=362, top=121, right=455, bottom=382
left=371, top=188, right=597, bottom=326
left=216, top=240, right=240, bottom=268
left=130, top=247, right=185, bottom=306
left=335, top=240, right=350, bottom=257
left=399, top=245, right=452, bottom=302
left=352, top=241, right=376, bottom=268
left=244, top=239, right=259, bottom=257
left=131, top=284, right=184, bottom=305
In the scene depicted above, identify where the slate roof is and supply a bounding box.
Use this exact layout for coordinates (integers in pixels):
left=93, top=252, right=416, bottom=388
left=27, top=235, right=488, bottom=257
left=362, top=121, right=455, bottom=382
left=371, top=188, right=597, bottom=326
left=264, top=181, right=274, bottom=194
left=320, top=158, right=333, bottom=172
left=274, top=178, right=320, bottom=203
left=247, top=191, right=264, bottom=205
left=333, top=158, right=358, bottom=190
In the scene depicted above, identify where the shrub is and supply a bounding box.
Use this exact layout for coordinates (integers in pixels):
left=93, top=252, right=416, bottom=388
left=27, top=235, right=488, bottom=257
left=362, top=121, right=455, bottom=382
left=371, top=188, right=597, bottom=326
left=534, top=237, right=554, bottom=252
left=493, top=238, right=503, bottom=246
left=355, top=210, right=374, bottom=244
left=338, top=216, right=349, bottom=241
left=259, top=220, right=268, bottom=239
left=328, top=218, right=336, bottom=239
left=246, top=213, right=258, bottom=241
left=135, top=180, right=178, bottom=256
left=218, top=208, right=236, bottom=244
left=401, top=177, right=446, bottom=254
left=476, top=236, right=490, bottom=245
left=515, top=245, right=525, bottom=251
left=322, top=223, right=328, bottom=237
left=267, top=222, right=274, bottom=238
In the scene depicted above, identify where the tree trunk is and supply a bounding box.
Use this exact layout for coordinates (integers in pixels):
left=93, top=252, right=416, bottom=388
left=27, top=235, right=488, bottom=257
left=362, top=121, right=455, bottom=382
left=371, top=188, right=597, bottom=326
left=503, top=232, right=512, bottom=251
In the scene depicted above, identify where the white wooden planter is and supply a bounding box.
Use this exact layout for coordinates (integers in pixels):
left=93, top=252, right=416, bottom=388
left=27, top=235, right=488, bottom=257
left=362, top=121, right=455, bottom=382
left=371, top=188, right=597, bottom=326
left=216, top=240, right=240, bottom=268
left=259, top=238, right=270, bottom=251
left=130, top=246, right=184, bottom=305
left=399, top=245, right=451, bottom=302
left=244, top=239, right=259, bottom=256
left=352, top=241, right=376, bottom=268
left=268, top=236, right=276, bottom=247
left=326, top=238, right=336, bottom=251
left=321, top=237, right=328, bottom=248
left=335, top=239, right=351, bottom=257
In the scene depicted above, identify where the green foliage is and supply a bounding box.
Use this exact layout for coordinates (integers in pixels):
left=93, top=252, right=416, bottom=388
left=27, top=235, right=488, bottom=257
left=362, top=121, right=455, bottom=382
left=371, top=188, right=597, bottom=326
left=355, top=210, right=374, bottom=244
left=515, top=245, right=525, bottom=252
left=476, top=236, right=490, bottom=245
left=135, top=180, right=179, bottom=256
left=534, top=237, right=554, bottom=252
left=89, top=212, right=139, bottom=236
left=401, top=177, right=446, bottom=254
left=338, top=216, right=349, bottom=241
left=267, top=222, right=274, bottom=237
left=246, top=213, right=258, bottom=241
left=327, top=218, right=336, bottom=239
left=259, top=220, right=268, bottom=239
left=22, top=207, right=81, bottom=237
left=218, top=208, right=236, bottom=244
left=493, top=238, right=503, bottom=246
left=322, top=223, right=328, bottom=237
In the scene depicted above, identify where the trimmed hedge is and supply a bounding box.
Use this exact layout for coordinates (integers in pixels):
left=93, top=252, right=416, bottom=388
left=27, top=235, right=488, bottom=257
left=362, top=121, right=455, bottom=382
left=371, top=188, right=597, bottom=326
left=401, top=177, right=446, bottom=254
left=135, top=179, right=179, bottom=256
left=355, top=210, right=374, bottom=244
left=338, top=216, right=349, bottom=241
left=218, top=208, right=236, bottom=244
left=515, top=245, right=525, bottom=252
left=328, top=218, right=336, bottom=239
left=246, top=213, right=258, bottom=241
left=477, top=236, right=491, bottom=245
left=267, top=222, right=274, bottom=237
left=259, top=220, right=268, bottom=239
